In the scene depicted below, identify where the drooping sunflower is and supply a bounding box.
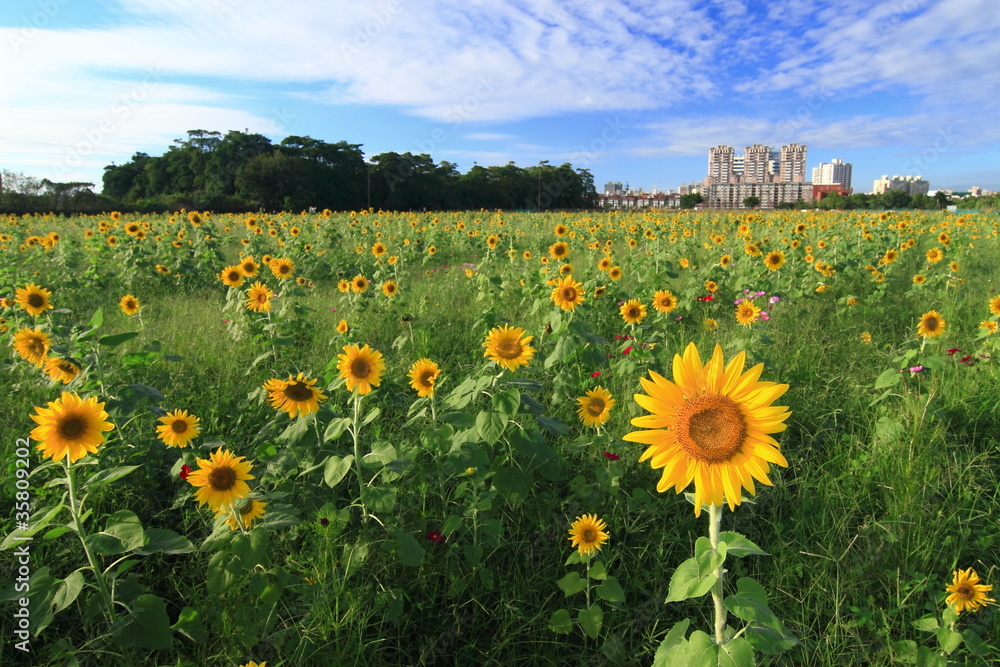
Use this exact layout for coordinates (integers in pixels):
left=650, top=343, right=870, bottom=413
left=624, top=343, right=791, bottom=516
left=336, top=319, right=349, bottom=335
left=408, top=358, right=441, bottom=397
left=577, top=386, right=615, bottom=428
left=119, top=294, right=141, bottom=316
left=30, top=392, right=115, bottom=463
left=15, top=284, right=53, bottom=317
left=43, top=357, right=82, bottom=384
left=593, top=285, right=607, bottom=298
left=264, top=372, right=327, bottom=417
left=567, top=514, right=609, bottom=556
left=763, top=250, right=786, bottom=272
left=13, top=328, right=51, bottom=367
left=916, top=310, right=945, bottom=338
left=220, top=265, right=245, bottom=288
left=946, top=568, right=995, bottom=614
left=550, top=276, right=585, bottom=311
left=482, top=324, right=535, bottom=371
left=217, top=497, right=267, bottom=531
left=620, top=299, right=647, bottom=325
left=186, top=448, right=254, bottom=509
left=269, top=257, right=294, bottom=280
left=735, top=300, right=761, bottom=327
left=337, top=344, right=385, bottom=395
left=156, top=409, right=201, bottom=448
left=381, top=280, right=399, bottom=297
left=652, top=290, right=677, bottom=314
left=245, top=281, right=274, bottom=313
left=549, top=241, right=569, bottom=260
left=351, top=275, right=369, bottom=293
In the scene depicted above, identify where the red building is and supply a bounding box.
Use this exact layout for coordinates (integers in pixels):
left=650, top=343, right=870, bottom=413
left=812, top=184, right=852, bottom=202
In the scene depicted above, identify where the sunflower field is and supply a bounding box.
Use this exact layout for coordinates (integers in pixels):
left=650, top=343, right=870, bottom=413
left=1, top=208, right=998, bottom=666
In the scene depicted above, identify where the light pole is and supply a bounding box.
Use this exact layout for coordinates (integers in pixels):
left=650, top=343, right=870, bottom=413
left=537, top=159, right=549, bottom=210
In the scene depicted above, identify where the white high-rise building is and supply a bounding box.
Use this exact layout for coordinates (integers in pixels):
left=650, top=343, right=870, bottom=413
left=811, top=159, right=852, bottom=190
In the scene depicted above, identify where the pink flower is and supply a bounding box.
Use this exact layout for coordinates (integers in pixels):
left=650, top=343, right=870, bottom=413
left=769, top=295, right=780, bottom=304
left=909, top=365, right=924, bottom=373
left=426, top=530, right=445, bottom=543
left=603, top=452, right=620, bottom=461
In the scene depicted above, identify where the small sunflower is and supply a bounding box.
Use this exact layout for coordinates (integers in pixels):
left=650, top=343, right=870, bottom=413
left=381, top=280, right=399, bottom=297
left=220, top=265, right=245, bottom=288
left=372, top=242, right=387, bottom=257
left=482, top=324, right=535, bottom=371
left=598, top=257, right=612, bottom=272
left=608, top=266, right=623, bottom=281
left=336, top=319, right=349, bottom=335
left=337, top=344, right=386, bottom=395
left=763, top=250, right=786, bottom=272
left=119, top=294, right=141, bottom=316
left=187, top=448, right=254, bottom=509
left=735, top=300, right=761, bottom=327
left=30, top=392, right=115, bottom=463
left=408, top=358, right=441, bottom=398
left=620, top=299, right=647, bottom=325
left=156, top=409, right=201, bottom=448
left=217, top=497, right=267, bottom=531
left=652, top=290, right=677, bottom=314
left=720, top=254, right=732, bottom=268
left=577, top=386, right=615, bottom=428
left=239, top=256, right=259, bottom=277
left=917, top=310, right=945, bottom=338
left=264, top=373, right=327, bottom=417
left=703, top=318, right=718, bottom=331
left=926, top=247, right=943, bottom=263
left=946, top=568, right=994, bottom=614
left=269, top=257, right=295, bottom=280
left=550, top=276, right=585, bottom=311
left=245, top=282, right=274, bottom=313
left=338, top=279, right=350, bottom=293
left=554, top=223, right=569, bottom=237
left=13, top=328, right=51, bottom=367
left=913, top=274, right=926, bottom=284
left=704, top=280, right=719, bottom=293
left=351, top=275, right=369, bottom=293
left=861, top=331, right=872, bottom=344
left=15, top=284, right=53, bottom=317
left=567, top=514, right=609, bottom=556
left=43, top=357, right=82, bottom=384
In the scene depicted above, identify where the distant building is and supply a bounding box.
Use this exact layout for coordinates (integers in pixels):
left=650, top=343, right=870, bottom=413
left=598, top=190, right=680, bottom=209
left=778, top=143, right=808, bottom=183
left=603, top=181, right=625, bottom=196
left=812, top=184, right=852, bottom=202
left=704, top=143, right=806, bottom=187
left=872, top=175, right=929, bottom=196
left=705, top=182, right=813, bottom=209
left=812, top=158, right=853, bottom=190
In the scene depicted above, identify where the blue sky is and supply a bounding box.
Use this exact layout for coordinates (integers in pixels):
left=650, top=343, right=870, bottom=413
left=2, top=0, right=998, bottom=195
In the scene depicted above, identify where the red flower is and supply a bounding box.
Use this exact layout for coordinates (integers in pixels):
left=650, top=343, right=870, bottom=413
left=960, top=355, right=974, bottom=364
left=590, top=371, right=602, bottom=378
left=947, top=348, right=961, bottom=356
left=426, top=530, right=445, bottom=543
left=179, top=464, right=191, bottom=481
left=603, top=452, right=620, bottom=461
left=622, top=346, right=633, bottom=355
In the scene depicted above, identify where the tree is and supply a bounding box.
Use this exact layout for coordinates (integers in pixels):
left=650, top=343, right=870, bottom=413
left=680, top=193, right=704, bottom=209
left=742, top=195, right=760, bottom=209
left=935, top=190, right=951, bottom=209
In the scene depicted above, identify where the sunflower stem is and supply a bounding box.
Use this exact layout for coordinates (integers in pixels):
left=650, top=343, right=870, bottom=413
left=65, top=458, right=115, bottom=624
left=708, top=503, right=727, bottom=645
left=351, top=394, right=366, bottom=521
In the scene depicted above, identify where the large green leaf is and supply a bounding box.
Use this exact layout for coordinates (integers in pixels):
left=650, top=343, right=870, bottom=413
left=666, top=556, right=717, bottom=602
left=476, top=410, right=507, bottom=445
left=595, top=576, right=625, bottom=604
left=548, top=608, right=572, bottom=634
left=114, top=594, right=172, bottom=650
left=171, top=606, right=207, bottom=643
left=391, top=528, right=424, bottom=567
left=577, top=604, right=603, bottom=640
left=323, top=454, right=355, bottom=488
left=556, top=572, right=587, bottom=597
left=719, top=531, right=768, bottom=557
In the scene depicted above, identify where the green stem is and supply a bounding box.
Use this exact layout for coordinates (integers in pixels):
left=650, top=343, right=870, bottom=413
left=351, top=394, right=365, bottom=518
left=65, top=459, right=115, bottom=622
left=708, top=503, right=726, bottom=645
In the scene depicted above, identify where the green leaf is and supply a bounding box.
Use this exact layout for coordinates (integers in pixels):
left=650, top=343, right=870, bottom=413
left=548, top=608, right=573, bottom=634
left=588, top=560, right=607, bottom=580
left=51, top=570, right=86, bottom=614
left=911, top=615, right=940, bottom=632
left=85, top=465, right=140, bottom=490
left=915, top=646, right=948, bottom=667
left=892, top=639, right=918, bottom=663
left=595, top=576, right=625, bottom=604
left=874, top=367, right=902, bottom=390
left=654, top=618, right=691, bottom=665
left=695, top=536, right=727, bottom=575
left=476, top=410, right=507, bottom=445
left=935, top=627, right=963, bottom=654
left=463, top=544, right=483, bottom=566
left=724, top=577, right=779, bottom=627
left=138, top=528, right=195, bottom=555
left=323, top=454, right=355, bottom=488
left=323, top=417, right=352, bottom=442
left=719, top=637, right=756, bottom=667
left=360, top=485, right=397, bottom=513
left=492, top=465, right=530, bottom=507
left=278, top=416, right=313, bottom=445
left=206, top=550, right=242, bottom=595
left=492, top=388, right=521, bottom=419
left=719, top=531, right=769, bottom=557
left=681, top=630, right=718, bottom=665
left=171, top=606, right=207, bottom=643
left=362, top=406, right=381, bottom=425
left=577, top=604, right=603, bottom=640
left=231, top=529, right=269, bottom=569
left=537, top=415, right=570, bottom=436
left=441, top=515, right=463, bottom=535
left=744, top=625, right=800, bottom=656
left=114, top=594, right=172, bottom=650
left=557, top=572, right=588, bottom=597
left=99, top=331, right=139, bottom=347
left=88, top=307, right=104, bottom=330
left=666, top=556, right=717, bottom=602
left=392, top=529, right=424, bottom=567
left=89, top=510, right=145, bottom=555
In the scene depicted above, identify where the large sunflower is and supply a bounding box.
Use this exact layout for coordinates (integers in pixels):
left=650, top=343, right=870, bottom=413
left=577, top=386, right=615, bottom=428
left=620, top=299, right=647, bottom=325
left=156, top=409, right=201, bottom=448
left=946, top=568, right=994, bottom=614
left=652, top=290, right=677, bottom=314
left=567, top=514, right=609, bottom=556
left=220, top=265, right=245, bottom=288
left=239, top=256, right=259, bottom=277
left=30, top=392, right=115, bottom=463
left=763, top=250, right=786, bottom=272
left=550, top=276, right=585, bottom=311
left=245, top=282, right=274, bottom=313
left=43, top=357, right=82, bottom=384
left=917, top=310, right=946, bottom=338
left=735, top=300, right=761, bottom=327
left=187, top=448, right=254, bottom=509
left=337, top=344, right=385, bottom=395
left=217, top=497, right=267, bottom=531
left=13, top=328, right=51, bottom=367
left=15, top=284, right=53, bottom=317
left=264, top=372, right=327, bottom=417
left=624, top=343, right=791, bottom=516
left=408, top=358, right=441, bottom=397
left=119, top=294, right=141, bottom=316
left=482, top=324, right=535, bottom=371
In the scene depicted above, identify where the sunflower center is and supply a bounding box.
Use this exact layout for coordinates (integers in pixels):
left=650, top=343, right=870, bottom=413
left=418, top=370, right=436, bottom=387
left=27, top=338, right=46, bottom=356
left=495, top=337, right=522, bottom=360
left=582, top=528, right=597, bottom=543
left=27, top=293, right=45, bottom=307
left=208, top=465, right=237, bottom=491
left=171, top=420, right=188, bottom=434
left=561, top=287, right=577, bottom=302
left=256, top=292, right=268, bottom=304
left=587, top=398, right=606, bottom=416
left=925, top=317, right=939, bottom=332
left=351, top=358, right=372, bottom=379
left=284, top=381, right=314, bottom=401
left=954, top=583, right=974, bottom=600
left=58, top=361, right=77, bottom=373
left=628, top=307, right=640, bottom=318
left=237, top=497, right=255, bottom=514
left=228, top=271, right=240, bottom=281
left=675, top=393, right=747, bottom=463
left=58, top=416, right=87, bottom=440
left=279, top=265, right=290, bottom=274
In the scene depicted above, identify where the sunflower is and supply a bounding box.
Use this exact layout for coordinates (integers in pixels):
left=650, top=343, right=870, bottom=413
left=119, top=294, right=141, bottom=316
left=337, top=344, right=385, bottom=395
left=13, top=328, right=51, bottom=367
left=30, top=392, right=115, bottom=463
left=735, top=300, right=761, bottom=327
left=551, top=276, right=585, bottom=311
left=981, top=320, right=998, bottom=335
left=549, top=241, right=569, bottom=260
left=351, top=275, right=369, bottom=293
left=336, top=319, right=349, bottom=335
left=704, top=280, right=718, bottom=293
left=486, top=234, right=500, bottom=250
left=217, top=497, right=267, bottom=531
left=264, top=373, right=327, bottom=417
left=625, top=343, right=791, bottom=516
left=913, top=274, right=926, bottom=284
left=186, top=448, right=254, bottom=509
left=946, top=568, right=994, bottom=614
left=427, top=245, right=437, bottom=255
left=559, top=263, right=573, bottom=276
left=269, top=258, right=294, bottom=280
left=245, top=282, right=274, bottom=313
left=985, top=295, right=1000, bottom=317
left=763, top=250, right=786, bottom=272
left=597, top=257, right=612, bottom=272
left=652, top=290, right=677, bottom=314
left=938, top=231, right=951, bottom=246
left=155, top=264, right=170, bottom=274
left=577, top=386, right=615, bottom=428
left=43, top=357, right=81, bottom=384
left=220, top=265, right=245, bottom=287
left=608, top=266, right=623, bottom=281
left=567, top=514, right=609, bottom=556
left=482, top=324, right=535, bottom=371
left=408, top=358, right=441, bottom=397
left=372, top=242, right=387, bottom=257
left=949, top=261, right=960, bottom=273
left=620, top=299, right=647, bottom=325
left=106, top=235, right=118, bottom=247
left=15, top=284, right=53, bottom=317
left=153, top=409, right=201, bottom=448
left=554, top=223, right=569, bottom=237
left=703, top=318, right=718, bottom=331
left=338, top=279, right=350, bottom=293
left=916, top=310, right=945, bottom=338
left=593, top=285, right=607, bottom=298
left=522, top=250, right=533, bottom=260
left=381, top=280, right=399, bottom=297
left=926, top=247, right=943, bottom=263
left=239, top=256, right=258, bottom=277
